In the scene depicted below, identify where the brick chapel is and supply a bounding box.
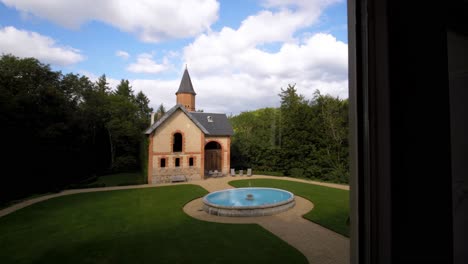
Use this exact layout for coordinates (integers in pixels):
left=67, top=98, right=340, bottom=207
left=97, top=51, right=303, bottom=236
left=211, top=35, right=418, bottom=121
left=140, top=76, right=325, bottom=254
left=145, top=68, right=233, bottom=184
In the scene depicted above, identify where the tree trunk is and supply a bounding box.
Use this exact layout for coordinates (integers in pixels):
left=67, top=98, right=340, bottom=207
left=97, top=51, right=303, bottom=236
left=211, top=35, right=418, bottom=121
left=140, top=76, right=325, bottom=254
left=107, top=127, right=114, bottom=169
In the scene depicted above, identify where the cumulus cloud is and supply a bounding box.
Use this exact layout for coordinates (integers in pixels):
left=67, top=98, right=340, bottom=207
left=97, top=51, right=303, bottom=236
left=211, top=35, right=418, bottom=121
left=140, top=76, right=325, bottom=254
left=79, top=70, right=120, bottom=89
left=116, top=50, right=130, bottom=59
left=178, top=0, right=348, bottom=114
left=1, top=0, right=219, bottom=42
left=130, top=79, right=180, bottom=110
left=122, top=67, right=347, bottom=116
left=183, top=0, right=345, bottom=75
left=126, top=53, right=170, bottom=74
left=118, top=0, right=348, bottom=114
left=261, top=0, right=339, bottom=8
left=13, top=0, right=347, bottom=115
left=0, top=26, right=84, bottom=66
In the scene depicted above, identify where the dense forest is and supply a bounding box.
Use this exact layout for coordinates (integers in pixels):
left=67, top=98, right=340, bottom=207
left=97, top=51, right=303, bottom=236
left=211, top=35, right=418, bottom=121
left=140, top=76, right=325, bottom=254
left=230, top=84, right=349, bottom=183
left=0, top=55, right=153, bottom=205
left=0, top=54, right=349, bottom=205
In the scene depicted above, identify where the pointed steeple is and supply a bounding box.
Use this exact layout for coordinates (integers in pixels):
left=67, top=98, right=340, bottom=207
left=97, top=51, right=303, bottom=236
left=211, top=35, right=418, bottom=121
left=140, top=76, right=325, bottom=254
left=176, top=67, right=196, bottom=111
left=176, top=68, right=196, bottom=95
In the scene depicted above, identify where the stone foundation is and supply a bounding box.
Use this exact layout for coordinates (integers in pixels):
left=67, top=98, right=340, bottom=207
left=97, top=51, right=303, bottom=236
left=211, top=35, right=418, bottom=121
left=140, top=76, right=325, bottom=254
left=151, top=167, right=201, bottom=184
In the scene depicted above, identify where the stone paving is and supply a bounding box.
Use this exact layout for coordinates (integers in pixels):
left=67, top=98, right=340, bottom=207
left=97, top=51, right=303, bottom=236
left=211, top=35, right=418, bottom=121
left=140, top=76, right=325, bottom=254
left=0, top=175, right=349, bottom=264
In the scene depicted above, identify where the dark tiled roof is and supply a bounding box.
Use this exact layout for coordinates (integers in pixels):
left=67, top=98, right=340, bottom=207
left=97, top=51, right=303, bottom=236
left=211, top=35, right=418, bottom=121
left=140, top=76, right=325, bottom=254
left=190, top=112, right=234, bottom=136
left=144, top=105, right=233, bottom=136
left=144, top=104, right=208, bottom=135
left=176, top=68, right=196, bottom=95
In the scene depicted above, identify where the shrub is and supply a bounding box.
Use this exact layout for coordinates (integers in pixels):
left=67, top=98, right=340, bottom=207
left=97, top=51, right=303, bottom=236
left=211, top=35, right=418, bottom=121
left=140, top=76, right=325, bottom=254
left=288, top=168, right=304, bottom=178
left=112, top=156, right=138, bottom=172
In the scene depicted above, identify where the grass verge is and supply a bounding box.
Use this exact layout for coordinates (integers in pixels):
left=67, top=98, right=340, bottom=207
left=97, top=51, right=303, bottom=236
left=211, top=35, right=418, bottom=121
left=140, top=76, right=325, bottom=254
left=229, top=179, right=349, bottom=237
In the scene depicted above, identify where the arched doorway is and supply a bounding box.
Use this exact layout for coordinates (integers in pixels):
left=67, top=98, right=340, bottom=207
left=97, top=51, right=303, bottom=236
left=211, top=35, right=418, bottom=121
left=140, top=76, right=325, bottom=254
left=204, top=141, right=222, bottom=174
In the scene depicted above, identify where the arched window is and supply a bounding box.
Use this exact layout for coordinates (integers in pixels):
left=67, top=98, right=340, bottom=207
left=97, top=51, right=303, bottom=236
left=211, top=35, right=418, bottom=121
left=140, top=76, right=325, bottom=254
left=173, top=133, right=182, bottom=152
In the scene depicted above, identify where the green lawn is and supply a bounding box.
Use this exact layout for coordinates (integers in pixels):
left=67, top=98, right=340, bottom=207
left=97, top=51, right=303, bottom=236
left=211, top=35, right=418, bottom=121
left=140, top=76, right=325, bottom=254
left=229, top=179, right=350, bottom=237
left=0, top=185, right=307, bottom=264
left=92, top=172, right=146, bottom=186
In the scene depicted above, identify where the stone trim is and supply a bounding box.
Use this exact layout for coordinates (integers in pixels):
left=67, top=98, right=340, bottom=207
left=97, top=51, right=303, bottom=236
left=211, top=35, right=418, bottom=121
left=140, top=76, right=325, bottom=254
left=227, top=137, right=231, bottom=174
left=200, top=133, right=205, bottom=179
left=147, top=134, right=154, bottom=184
left=203, top=200, right=296, bottom=217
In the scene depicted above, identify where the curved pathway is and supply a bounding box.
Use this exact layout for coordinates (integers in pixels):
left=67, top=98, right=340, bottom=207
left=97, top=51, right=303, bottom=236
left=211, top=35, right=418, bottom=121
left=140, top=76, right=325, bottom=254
left=0, top=175, right=349, bottom=263
left=186, top=176, right=349, bottom=264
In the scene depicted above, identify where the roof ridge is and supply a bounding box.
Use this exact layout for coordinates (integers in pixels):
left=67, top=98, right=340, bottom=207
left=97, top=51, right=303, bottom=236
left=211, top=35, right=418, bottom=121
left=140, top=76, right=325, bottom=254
left=144, top=104, right=208, bottom=135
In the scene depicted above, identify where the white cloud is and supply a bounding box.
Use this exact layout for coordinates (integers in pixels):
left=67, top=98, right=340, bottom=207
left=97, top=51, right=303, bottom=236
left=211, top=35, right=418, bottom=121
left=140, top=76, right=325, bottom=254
left=126, top=53, right=170, bottom=74
left=130, top=79, right=180, bottom=111
left=177, top=1, right=347, bottom=114
left=111, top=1, right=348, bottom=115
left=80, top=70, right=120, bottom=90
left=18, top=0, right=348, bottom=115
left=116, top=50, right=130, bottom=59
left=183, top=0, right=344, bottom=75
left=121, top=64, right=347, bottom=116
left=1, top=0, right=219, bottom=42
left=0, top=26, right=84, bottom=66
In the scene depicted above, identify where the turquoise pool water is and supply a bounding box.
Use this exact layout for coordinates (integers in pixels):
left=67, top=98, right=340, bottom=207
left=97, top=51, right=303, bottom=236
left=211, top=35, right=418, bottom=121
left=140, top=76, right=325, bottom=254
left=204, top=187, right=294, bottom=208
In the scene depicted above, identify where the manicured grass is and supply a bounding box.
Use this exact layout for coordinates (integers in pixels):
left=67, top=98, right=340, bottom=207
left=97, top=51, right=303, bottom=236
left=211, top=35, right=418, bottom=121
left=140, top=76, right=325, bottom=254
left=229, top=179, right=350, bottom=237
left=0, top=185, right=307, bottom=264
left=92, top=172, right=146, bottom=186
left=0, top=192, right=54, bottom=210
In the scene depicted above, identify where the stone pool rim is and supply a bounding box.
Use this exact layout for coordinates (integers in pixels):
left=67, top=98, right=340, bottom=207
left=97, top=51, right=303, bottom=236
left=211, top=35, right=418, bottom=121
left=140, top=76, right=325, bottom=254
left=202, top=187, right=296, bottom=216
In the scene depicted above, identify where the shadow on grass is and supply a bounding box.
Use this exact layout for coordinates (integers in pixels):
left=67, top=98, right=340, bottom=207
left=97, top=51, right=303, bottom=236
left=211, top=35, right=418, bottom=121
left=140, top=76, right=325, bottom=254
left=0, top=185, right=307, bottom=264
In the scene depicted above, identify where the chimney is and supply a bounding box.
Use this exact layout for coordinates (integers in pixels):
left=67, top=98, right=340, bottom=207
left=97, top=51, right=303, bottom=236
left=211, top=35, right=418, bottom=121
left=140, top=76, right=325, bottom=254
left=151, top=112, right=156, bottom=125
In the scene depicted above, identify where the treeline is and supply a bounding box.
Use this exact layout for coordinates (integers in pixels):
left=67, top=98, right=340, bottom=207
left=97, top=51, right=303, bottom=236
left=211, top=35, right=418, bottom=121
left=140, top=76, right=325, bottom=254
left=0, top=55, right=152, bottom=205
left=230, top=84, right=349, bottom=183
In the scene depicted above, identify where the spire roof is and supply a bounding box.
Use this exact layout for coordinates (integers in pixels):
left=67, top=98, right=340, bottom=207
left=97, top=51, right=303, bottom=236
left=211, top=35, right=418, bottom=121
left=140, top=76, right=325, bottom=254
left=176, top=68, right=196, bottom=95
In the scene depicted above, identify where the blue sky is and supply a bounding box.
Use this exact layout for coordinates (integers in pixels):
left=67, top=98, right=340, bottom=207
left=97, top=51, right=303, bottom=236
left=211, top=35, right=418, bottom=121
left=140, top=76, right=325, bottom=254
left=0, top=0, right=348, bottom=114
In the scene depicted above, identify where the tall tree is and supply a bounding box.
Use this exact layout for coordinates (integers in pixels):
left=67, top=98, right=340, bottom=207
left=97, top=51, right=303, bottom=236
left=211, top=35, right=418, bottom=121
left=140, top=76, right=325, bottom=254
left=311, top=91, right=349, bottom=182
left=230, top=84, right=349, bottom=183
left=115, top=79, right=134, bottom=100
left=0, top=55, right=156, bottom=205
left=278, top=84, right=315, bottom=176
left=0, top=55, right=89, bottom=204
left=135, top=91, right=152, bottom=128
left=95, top=74, right=110, bottom=94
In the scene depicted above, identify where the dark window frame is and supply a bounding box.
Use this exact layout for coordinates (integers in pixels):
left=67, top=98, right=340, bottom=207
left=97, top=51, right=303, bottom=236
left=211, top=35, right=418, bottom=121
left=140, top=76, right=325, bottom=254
left=173, top=132, right=183, bottom=152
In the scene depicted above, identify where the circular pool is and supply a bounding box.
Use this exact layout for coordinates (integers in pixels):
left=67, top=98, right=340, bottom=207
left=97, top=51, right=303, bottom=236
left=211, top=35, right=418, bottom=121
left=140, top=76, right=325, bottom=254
left=203, top=187, right=295, bottom=217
